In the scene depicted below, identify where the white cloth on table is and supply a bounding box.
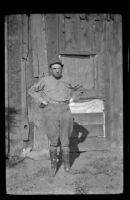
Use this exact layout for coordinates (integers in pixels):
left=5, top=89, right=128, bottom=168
left=69, top=99, right=104, bottom=113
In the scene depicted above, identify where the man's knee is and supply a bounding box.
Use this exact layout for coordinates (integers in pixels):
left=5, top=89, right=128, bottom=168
left=50, top=144, right=58, bottom=151
left=49, top=135, right=59, bottom=146
left=61, top=145, right=69, bottom=150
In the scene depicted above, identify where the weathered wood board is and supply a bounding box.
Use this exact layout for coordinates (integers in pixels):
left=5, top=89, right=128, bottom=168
left=30, top=14, right=48, bottom=77
left=45, top=14, right=59, bottom=66
left=61, top=55, right=95, bottom=89
left=6, top=14, right=123, bottom=155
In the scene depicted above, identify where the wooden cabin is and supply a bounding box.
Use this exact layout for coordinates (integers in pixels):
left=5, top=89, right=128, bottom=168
left=5, top=14, right=123, bottom=157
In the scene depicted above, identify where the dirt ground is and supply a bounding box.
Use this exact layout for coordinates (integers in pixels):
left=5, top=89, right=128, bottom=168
left=6, top=138, right=123, bottom=195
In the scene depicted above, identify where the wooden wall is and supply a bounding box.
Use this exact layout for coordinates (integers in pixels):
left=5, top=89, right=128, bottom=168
left=108, top=15, right=123, bottom=144
left=45, top=14, right=59, bottom=67
left=7, top=15, right=27, bottom=156
left=6, top=14, right=123, bottom=156
left=44, top=14, right=112, bottom=98
left=59, top=14, right=93, bottom=53
left=30, top=14, right=48, bottom=77
left=44, top=14, right=123, bottom=143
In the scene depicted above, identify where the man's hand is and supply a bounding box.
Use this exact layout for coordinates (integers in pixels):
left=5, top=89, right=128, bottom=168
left=70, top=98, right=74, bottom=103
left=39, top=100, right=48, bottom=108
left=69, top=98, right=75, bottom=105
left=42, top=100, right=48, bottom=105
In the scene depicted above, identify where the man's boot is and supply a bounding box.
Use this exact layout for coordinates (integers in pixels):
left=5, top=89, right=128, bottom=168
left=49, top=146, right=57, bottom=177
left=62, top=147, right=80, bottom=175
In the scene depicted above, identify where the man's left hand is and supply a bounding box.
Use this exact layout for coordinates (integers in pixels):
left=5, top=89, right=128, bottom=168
left=42, top=100, right=48, bottom=105
left=70, top=98, right=74, bottom=103
left=39, top=101, right=48, bottom=108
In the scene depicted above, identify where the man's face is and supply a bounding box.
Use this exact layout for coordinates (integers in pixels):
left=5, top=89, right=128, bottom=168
left=50, top=64, right=63, bottom=78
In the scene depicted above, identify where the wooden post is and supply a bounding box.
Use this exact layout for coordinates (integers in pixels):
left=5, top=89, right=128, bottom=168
left=5, top=16, right=9, bottom=156
left=21, top=15, right=29, bottom=140
left=109, top=16, right=123, bottom=145
left=38, top=14, right=48, bottom=77
left=102, top=20, right=111, bottom=140
left=21, top=58, right=29, bottom=134
left=29, top=14, right=49, bottom=151
left=30, top=14, right=48, bottom=77
left=30, top=15, right=39, bottom=77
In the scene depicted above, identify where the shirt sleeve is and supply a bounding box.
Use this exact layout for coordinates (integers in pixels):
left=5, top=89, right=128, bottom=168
left=28, top=77, right=45, bottom=103
left=68, top=79, right=85, bottom=101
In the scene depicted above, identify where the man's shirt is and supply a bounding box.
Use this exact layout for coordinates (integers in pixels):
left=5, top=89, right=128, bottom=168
left=28, top=75, right=84, bottom=103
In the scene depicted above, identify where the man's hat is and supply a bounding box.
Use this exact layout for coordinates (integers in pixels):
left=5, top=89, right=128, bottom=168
left=49, top=57, right=64, bottom=68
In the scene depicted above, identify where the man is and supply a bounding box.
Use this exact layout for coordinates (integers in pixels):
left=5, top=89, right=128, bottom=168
left=28, top=60, right=84, bottom=177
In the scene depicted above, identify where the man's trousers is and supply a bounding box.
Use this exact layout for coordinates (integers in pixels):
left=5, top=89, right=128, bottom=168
left=40, top=103, right=73, bottom=147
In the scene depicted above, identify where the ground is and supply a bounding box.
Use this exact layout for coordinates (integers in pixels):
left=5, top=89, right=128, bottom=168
left=6, top=137, right=123, bottom=195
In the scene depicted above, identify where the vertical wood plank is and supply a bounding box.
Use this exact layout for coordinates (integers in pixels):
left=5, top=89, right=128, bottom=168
left=30, top=14, right=39, bottom=77
left=89, top=17, right=94, bottom=52
left=93, top=18, right=105, bottom=90
left=41, top=14, right=48, bottom=75
left=26, top=15, right=34, bottom=92
left=21, top=15, right=28, bottom=115
left=95, top=20, right=107, bottom=91
left=21, top=14, right=29, bottom=140
left=26, top=15, right=36, bottom=121
left=109, top=16, right=123, bottom=144
left=8, top=15, right=22, bottom=109
left=7, top=15, right=27, bottom=155
left=59, top=14, right=65, bottom=52
left=96, top=54, right=106, bottom=90
left=35, top=15, right=42, bottom=77
left=22, top=15, right=28, bottom=59
left=64, top=15, right=72, bottom=51
left=76, top=14, right=82, bottom=51
left=92, top=55, right=96, bottom=88
left=21, top=59, right=27, bottom=115
left=80, top=18, right=87, bottom=51
left=36, top=14, right=48, bottom=77
left=5, top=16, right=9, bottom=156
left=5, top=16, right=8, bottom=109
left=84, top=18, right=92, bottom=52
left=29, top=14, right=48, bottom=78
left=109, top=49, right=115, bottom=142
left=30, top=14, right=48, bottom=77
left=71, top=14, right=79, bottom=51
left=29, top=14, right=49, bottom=150
left=103, top=20, right=111, bottom=140
left=92, top=20, right=104, bottom=53
left=45, top=14, right=59, bottom=65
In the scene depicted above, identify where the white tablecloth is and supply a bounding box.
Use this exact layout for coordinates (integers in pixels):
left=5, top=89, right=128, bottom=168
left=69, top=99, right=104, bottom=113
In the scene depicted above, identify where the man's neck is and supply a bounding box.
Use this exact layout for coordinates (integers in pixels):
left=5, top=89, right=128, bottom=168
left=51, top=75, right=63, bottom=80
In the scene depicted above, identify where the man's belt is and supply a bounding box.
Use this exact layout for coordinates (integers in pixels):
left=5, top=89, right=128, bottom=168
left=49, top=100, right=69, bottom=104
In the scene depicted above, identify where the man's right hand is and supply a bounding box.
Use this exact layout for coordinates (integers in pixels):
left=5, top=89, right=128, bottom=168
left=39, top=101, right=48, bottom=108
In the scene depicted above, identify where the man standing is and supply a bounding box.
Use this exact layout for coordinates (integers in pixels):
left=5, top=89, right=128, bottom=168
left=28, top=60, right=84, bottom=177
